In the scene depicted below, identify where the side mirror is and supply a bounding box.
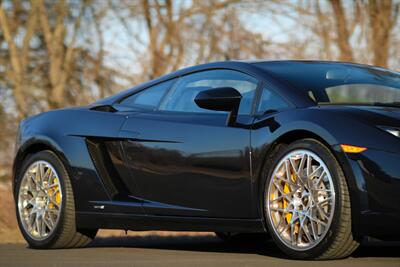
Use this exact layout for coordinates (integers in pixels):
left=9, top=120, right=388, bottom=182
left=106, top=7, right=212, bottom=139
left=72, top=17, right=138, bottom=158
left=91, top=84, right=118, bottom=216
left=194, top=87, right=242, bottom=126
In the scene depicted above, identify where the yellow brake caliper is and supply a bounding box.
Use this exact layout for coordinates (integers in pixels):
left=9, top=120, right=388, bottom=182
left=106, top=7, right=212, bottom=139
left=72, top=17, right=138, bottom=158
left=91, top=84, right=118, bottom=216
left=283, top=182, right=292, bottom=223
left=284, top=172, right=300, bottom=235
left=48, top=177, right=61, bottom=209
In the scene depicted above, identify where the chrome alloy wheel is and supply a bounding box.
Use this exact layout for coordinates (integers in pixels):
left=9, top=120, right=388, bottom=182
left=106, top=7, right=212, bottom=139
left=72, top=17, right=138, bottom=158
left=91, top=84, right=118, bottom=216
left=17, top=161, right=62, bottom=241
left=266, top=149, right=335, bottom=251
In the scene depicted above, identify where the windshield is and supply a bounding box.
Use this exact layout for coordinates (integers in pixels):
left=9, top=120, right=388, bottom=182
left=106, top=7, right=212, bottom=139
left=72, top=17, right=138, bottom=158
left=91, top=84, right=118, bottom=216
left=255, top=61, right=400, bottom=106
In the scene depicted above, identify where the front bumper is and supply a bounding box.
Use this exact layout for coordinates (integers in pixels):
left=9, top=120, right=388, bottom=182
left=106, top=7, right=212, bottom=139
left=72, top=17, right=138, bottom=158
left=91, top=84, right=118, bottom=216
left=338, top=147, right=400, bottom=239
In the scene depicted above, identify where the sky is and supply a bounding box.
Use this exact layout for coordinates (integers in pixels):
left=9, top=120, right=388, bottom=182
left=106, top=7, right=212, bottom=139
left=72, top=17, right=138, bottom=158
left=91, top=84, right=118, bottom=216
left=99, top=3, right=298, bottom=80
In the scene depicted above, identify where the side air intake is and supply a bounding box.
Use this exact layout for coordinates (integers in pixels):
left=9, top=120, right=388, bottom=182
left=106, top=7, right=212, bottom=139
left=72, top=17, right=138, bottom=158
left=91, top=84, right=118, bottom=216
left=86, top=139, right=127, bottom=199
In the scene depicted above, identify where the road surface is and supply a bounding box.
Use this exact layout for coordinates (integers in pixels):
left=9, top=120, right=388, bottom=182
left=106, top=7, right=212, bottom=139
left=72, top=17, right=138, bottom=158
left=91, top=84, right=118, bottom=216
left=0, top=235, right=399, bottom=267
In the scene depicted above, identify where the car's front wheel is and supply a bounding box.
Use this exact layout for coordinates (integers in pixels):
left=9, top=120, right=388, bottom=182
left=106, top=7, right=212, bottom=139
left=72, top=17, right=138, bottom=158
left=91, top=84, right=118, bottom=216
left=263, top=139, right=359, bottom=259
left=16, top=150, right=97, bottom=249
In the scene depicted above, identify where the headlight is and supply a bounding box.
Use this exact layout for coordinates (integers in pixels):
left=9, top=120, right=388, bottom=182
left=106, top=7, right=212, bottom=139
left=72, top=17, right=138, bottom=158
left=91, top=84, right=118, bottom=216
left=379, top=126, right=400, bottom=138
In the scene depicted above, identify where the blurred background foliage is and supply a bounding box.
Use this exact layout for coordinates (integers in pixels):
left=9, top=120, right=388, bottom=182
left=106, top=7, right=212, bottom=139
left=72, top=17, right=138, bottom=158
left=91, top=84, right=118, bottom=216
left=0, top=0, right=399, bottom=178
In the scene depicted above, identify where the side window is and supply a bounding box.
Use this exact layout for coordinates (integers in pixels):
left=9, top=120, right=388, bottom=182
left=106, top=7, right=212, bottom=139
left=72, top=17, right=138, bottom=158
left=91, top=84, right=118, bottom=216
left=120, top=79, right=175, bottom=109
left=159, top=70, right=259, bottom=115
left=257, top=86, right=290, bottom=114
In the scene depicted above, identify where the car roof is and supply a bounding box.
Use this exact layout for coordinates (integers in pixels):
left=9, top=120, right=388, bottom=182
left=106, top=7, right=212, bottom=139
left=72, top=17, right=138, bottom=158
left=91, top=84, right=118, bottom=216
left=244, top=59, right=372, bottom=66
left=96, top=60, right=380, bottom=107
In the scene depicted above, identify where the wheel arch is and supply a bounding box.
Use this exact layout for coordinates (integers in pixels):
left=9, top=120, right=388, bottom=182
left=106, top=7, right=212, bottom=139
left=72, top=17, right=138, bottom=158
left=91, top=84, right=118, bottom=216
left=12, top=136, right=70, bottom=198
left=273, top=129, right=332, bottom=148
left=256, top=129, right=362, bottom=240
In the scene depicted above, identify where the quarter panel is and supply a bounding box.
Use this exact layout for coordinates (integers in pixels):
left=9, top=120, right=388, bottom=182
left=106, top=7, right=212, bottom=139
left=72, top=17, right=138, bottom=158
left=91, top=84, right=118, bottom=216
left=14, top=109, right=143, bottom=213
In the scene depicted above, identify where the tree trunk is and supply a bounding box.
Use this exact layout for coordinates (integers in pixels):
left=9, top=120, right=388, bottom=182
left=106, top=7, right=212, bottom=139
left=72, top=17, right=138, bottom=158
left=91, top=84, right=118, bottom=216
left=0, top=6, right=28, bottom=119
left=330, top=0, right=354, bottom=62
left=367, top=0, right=397, bottom=68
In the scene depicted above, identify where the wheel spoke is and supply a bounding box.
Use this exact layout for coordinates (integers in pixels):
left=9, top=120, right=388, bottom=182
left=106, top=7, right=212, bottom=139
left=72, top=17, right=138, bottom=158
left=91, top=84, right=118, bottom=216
left=313, top=188, right=333, bottom=193
left=43, top=217, right=48, bottom=236
left=28, top=173, right=37, bottom=190
left=317, top=196, right=333, bottom=205
left=269, top=191, right=296, bottom=203
left=314, top=202, right=329, bottom=220
left=42, top=167, right=52, bottom=185
left=276, top=213, right=287, bottom=231
left=28, top=212, right=36, bottom=230
left=284, top=160, right=295, bottom=185
left=272, top=180, right=291, bottom=199
left=35, top=216, right=41, bottom=235
left=48, top=211, right=57, bottom=225
left=302, top=219, right=313, bottom=242
left=309, top=216, right=318, bottom=240
left=270, top=207, right=291, bottom=213
left=38, top=163, right=44, bottom=187
left=33, top=164, right=39, bottom=187
left=49, top=198, right=60, bottom=208
left=297, top=223, right=303, bottom=244
left=298, top=154, right=307, bottom=175
left=25, top=198, right=35, bottom=208
left=309, top=166, right=323, bottom=180
left=306, top=154, right=312, bottom=176
left=279, top=220, right=291, bottom=235
left=307, top=215, right=328, bottom=227
left=43, top=216, right=53, bottom=231
left=290, top=223, right=296, bottom=246
left=289, top=158, right=298, bottom=176
left=46, top=183, right=59, bottom=190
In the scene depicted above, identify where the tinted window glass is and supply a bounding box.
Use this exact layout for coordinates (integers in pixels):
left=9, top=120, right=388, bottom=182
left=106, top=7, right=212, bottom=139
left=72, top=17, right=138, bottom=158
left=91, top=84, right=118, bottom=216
left=159, top=70, right=258, bottom=115
left=120, top=79, right=175, bottom=109
left=256, top=61, right=400, bottom=105
left=325, top=84, right=400, bottom=103
left=258, top=86, right=290, bottom=113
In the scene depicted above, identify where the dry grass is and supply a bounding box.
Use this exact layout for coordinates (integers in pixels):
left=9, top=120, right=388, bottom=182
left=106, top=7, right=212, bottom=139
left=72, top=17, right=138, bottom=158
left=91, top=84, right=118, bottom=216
left=0, top=181, right=24, bottom=243
left=0, top=181, right=212, bottom=244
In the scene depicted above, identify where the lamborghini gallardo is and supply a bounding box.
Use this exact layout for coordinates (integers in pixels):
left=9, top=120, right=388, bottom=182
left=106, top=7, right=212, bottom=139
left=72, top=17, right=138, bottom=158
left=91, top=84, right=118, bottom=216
left=13, top=60, right=400, bottom=259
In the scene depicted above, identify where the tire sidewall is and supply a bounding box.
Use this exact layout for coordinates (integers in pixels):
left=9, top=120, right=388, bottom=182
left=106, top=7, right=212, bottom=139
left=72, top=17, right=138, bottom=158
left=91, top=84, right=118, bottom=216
left=261, top=139, right=343, bottom=259
left=15, top=150, right=69, bottom=248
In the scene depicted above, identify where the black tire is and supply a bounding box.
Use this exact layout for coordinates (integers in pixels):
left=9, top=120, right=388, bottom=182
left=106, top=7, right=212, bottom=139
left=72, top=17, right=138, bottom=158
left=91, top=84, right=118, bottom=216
left=15, top=150, right=98, bottom=249
left=262, top=139, right=359, bottom=260
left=215, top=232, right=269, bottom=244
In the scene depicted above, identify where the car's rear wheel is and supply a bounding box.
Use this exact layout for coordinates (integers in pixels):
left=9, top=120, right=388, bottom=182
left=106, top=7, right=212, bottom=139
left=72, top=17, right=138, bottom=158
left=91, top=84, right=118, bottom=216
left=263, top=139, right=359, bottom=259
left=16, top=150, right=97, bottom=249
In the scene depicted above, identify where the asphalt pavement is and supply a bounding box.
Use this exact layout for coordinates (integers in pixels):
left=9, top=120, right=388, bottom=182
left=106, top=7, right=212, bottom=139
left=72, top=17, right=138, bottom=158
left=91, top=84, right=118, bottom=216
left=0, top=235, right=399, bottom=267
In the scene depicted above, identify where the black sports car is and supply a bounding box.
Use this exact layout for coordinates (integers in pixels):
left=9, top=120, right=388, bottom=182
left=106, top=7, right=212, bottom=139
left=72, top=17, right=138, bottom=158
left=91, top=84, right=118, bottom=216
left=13, top=60, right=400, bottom=260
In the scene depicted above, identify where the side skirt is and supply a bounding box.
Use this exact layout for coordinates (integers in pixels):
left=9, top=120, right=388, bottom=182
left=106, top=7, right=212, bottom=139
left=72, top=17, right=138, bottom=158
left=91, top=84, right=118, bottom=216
left=76, top=212, right=266, bottom=233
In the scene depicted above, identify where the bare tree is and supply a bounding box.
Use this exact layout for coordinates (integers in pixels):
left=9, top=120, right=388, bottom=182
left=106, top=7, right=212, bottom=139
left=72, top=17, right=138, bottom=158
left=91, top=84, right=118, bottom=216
left=115, top=0, right=273, bottom=81
left=259, top=0, right=400, bottom=68
left=0, top=0, right=123, bottom=114
left=0, top=1, right=37, bottom=119
left=330, top=0, right=354, bottom=62
left=367, top=0, right=399, bottom=67
left=37, top=0, right=86, bottom=108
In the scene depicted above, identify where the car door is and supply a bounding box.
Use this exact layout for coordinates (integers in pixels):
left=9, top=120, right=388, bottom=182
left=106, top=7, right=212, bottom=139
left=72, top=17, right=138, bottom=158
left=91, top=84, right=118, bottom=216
left=119, top=69, right=260, bottom=218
